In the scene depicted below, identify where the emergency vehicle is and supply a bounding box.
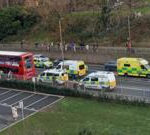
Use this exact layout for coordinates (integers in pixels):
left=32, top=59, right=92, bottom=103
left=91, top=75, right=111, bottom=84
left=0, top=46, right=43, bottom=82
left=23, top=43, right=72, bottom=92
left=56, top=60, right=88, bottom=77
left=38, top=69, right=68, bottom=84
left=34, top=58, right=53, bottom=68
left=80, top=71, right=116, bottom=90
left=0, top=51, right=35, bottom=80
left=117, top=57, right=150, bottom=78
left=34, top=54, right=49, bottom=61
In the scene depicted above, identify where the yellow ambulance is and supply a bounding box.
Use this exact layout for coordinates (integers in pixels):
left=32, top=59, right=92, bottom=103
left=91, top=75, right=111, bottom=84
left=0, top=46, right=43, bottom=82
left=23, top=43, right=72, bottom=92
left=56, top=60, right=88, bottom=77
left=117, top=57, right=150, bottom=78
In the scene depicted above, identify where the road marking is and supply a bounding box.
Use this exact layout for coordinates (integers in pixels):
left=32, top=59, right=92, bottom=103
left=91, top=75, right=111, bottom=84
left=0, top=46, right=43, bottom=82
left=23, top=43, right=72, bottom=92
left=0, top=96, right=64, bottom=133
left=0, top=87, right=63, bottom=98
left=11, top=93, right=35, bottom=106
left=24, top=96, right=48, bottom=109
left=117, top=86, right=148, bottom=91
left=0, top=92, right=22, bottom=103
left=0, top=90, right=10, bottom=96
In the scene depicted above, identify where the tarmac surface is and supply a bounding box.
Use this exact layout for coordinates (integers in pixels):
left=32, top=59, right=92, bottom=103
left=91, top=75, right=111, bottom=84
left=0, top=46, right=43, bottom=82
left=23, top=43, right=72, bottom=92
left=0, top=88, right=63, bottom=132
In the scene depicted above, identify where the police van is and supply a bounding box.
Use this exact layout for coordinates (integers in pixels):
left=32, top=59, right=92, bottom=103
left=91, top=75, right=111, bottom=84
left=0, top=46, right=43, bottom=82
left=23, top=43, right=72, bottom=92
left=34, top=58, right=53, bottom=68
left=56, top=60, right=88, bottom=77
left=38, top=69, right=68, bottom=84
left=80, top=71, right=116, bottom=90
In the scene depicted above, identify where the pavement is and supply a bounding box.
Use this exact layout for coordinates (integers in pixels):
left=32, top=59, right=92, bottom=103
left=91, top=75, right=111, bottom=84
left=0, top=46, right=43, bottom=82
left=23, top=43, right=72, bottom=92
left=0, top=88, right=63, bottom=132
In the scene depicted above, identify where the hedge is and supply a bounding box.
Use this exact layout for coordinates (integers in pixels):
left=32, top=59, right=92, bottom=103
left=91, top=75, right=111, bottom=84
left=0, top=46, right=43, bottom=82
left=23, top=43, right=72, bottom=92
left=0, top=80, right=148, bottom=106
left=0, top=80, right=92, bottom=98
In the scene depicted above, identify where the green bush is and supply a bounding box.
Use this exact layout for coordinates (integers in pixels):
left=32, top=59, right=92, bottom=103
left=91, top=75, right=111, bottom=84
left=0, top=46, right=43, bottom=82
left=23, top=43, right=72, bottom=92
left=0, top=6, right=39, bottom=40
left=0, top=80, right=92, bottom=98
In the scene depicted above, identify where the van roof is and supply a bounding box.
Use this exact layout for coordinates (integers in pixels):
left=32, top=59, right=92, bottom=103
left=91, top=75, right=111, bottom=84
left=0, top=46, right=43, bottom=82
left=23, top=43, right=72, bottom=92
left=59, top=60, right=84, bottom=65
left=118, top=57, right=149, bottom=64
left=0, top=51, right=30, bottom=56
left=87, top=71, right=114, bottom=77
left=43, top=69, right=66, bottom=74
left=118, top=57, right=145, bottom=61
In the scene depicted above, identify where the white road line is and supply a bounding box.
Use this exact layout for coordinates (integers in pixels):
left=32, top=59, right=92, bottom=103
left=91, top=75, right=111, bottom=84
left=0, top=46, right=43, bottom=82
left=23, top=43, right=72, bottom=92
left=0, top=103, right=11, bottom=108
left=117, top=86, right=148, bottom=91
left=24, top=96, right=48, bottom=109
left=0, top=90, right=10, bottom=96
left=10, top=93, right=35, bottom=106
left=0, top=92, right=22, bottom=103
left=0, top=87, right=63, bottom=98
left=0, top=96, right=64, bottom=133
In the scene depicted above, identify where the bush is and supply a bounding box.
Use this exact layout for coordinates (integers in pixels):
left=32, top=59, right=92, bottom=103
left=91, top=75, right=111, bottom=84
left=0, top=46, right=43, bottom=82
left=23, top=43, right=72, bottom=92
left=0, top=80, right=148, bottom=106
left=0, top=6, right=39, bottom=40
left=0, top=80, right=92, bottom=98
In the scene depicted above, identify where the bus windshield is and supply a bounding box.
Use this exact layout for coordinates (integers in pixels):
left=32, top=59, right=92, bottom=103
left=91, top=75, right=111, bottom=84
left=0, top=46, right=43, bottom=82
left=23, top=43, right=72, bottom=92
left=24, top=56, right=33, bottom=69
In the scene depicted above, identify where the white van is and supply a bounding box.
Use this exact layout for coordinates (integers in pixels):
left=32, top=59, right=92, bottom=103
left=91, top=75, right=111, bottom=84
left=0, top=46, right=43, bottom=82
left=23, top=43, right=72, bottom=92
left=38, top=69, right=68, bottom=84
left=80, top=71, right=116, bottom=90
left=56, top=60, right=88, bottom=77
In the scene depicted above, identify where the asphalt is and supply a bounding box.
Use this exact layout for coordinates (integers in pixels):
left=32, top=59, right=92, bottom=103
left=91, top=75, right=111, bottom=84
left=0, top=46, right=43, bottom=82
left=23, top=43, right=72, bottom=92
left=0, top=88, right=63, bottom=132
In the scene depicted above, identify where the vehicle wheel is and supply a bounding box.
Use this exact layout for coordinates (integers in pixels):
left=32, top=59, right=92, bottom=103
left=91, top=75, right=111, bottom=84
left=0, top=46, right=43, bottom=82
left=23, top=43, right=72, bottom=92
left=39, top=79, right=43, bottom=83
left=124, top=73, right=128, bottom=77
left=146, top=74, right=150, bottom=79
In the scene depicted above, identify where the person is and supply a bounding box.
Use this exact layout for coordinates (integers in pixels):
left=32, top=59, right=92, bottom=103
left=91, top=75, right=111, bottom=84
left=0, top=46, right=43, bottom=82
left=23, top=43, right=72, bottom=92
left=8, top=70, right=12, bottom=79
left=65, top=43, right=68, bottom=51
left=20, top=40, right=24, bottom=49
left=126, top=38, right=132, bottom=53
left=86, top=44, right=89, bottom=51
left=35, top=42, right=39, bottom=48
left=0, top=70, right=3, bottom=79
left=73, top=43, right=76, bottom=53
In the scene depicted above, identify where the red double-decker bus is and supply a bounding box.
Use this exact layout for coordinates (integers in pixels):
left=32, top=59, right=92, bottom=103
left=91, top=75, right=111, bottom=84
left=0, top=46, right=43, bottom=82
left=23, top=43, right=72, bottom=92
left=0, top=51, right=35, bottom=80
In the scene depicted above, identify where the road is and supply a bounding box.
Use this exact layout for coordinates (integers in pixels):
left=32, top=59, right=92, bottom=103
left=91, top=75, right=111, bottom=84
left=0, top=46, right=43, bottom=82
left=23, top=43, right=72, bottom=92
left=36, top=64, right=150, bottom=100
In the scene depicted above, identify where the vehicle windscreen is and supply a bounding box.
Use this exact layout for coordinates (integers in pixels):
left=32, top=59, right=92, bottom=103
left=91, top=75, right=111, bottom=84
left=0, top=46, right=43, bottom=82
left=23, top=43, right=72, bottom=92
left=24, top=56, right=33, bottom=69
left=79, top=64, right=85, bottom=70
left=144, top=64, right=150, bottom=69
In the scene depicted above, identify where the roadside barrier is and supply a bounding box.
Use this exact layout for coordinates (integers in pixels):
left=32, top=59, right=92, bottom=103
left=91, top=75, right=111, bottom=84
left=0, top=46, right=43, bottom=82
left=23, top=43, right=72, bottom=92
left=0, top=75, right=149, bottom=106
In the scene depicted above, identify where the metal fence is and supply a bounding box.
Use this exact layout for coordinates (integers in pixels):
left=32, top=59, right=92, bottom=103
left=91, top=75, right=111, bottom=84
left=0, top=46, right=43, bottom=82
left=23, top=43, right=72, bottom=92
left=1, top=72, right=150, bottom=103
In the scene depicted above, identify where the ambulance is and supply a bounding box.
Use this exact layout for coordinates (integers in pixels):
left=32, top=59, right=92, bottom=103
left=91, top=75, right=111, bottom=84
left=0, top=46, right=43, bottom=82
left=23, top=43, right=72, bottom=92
left=56, top=60, right=88, bottom=77
left=117, top=57, right=150, bottom=78
left=80, top=71, right=116, bottom=90
left=38, top=69, right=68, bottom=84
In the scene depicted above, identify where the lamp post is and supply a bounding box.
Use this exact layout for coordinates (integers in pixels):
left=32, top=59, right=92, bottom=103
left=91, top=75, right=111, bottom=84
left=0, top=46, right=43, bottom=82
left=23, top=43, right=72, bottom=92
left=59, top=18, right=65, bottom=69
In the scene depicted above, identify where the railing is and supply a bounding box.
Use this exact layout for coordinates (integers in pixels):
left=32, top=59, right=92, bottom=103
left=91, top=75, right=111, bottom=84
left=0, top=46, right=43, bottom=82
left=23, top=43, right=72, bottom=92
left=1, top=72, right=150, bottom=103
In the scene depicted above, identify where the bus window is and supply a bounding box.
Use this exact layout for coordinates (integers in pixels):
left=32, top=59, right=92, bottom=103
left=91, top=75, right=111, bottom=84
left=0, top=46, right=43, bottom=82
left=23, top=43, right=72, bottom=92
left=79, top=65, right=85, bottom=70
left=11, top=68, right=19, bottom=74
left=24, top=56, right=32, bottom=69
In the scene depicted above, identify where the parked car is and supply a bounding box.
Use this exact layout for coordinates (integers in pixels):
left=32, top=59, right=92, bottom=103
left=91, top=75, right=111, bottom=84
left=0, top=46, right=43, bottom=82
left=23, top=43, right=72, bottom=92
left=104, top=61, right=117, bottom=72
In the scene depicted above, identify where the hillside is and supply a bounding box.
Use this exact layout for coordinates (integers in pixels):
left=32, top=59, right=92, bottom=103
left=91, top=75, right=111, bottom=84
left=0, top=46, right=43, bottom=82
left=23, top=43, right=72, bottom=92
left=1, top=0, right=150, bottom=47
